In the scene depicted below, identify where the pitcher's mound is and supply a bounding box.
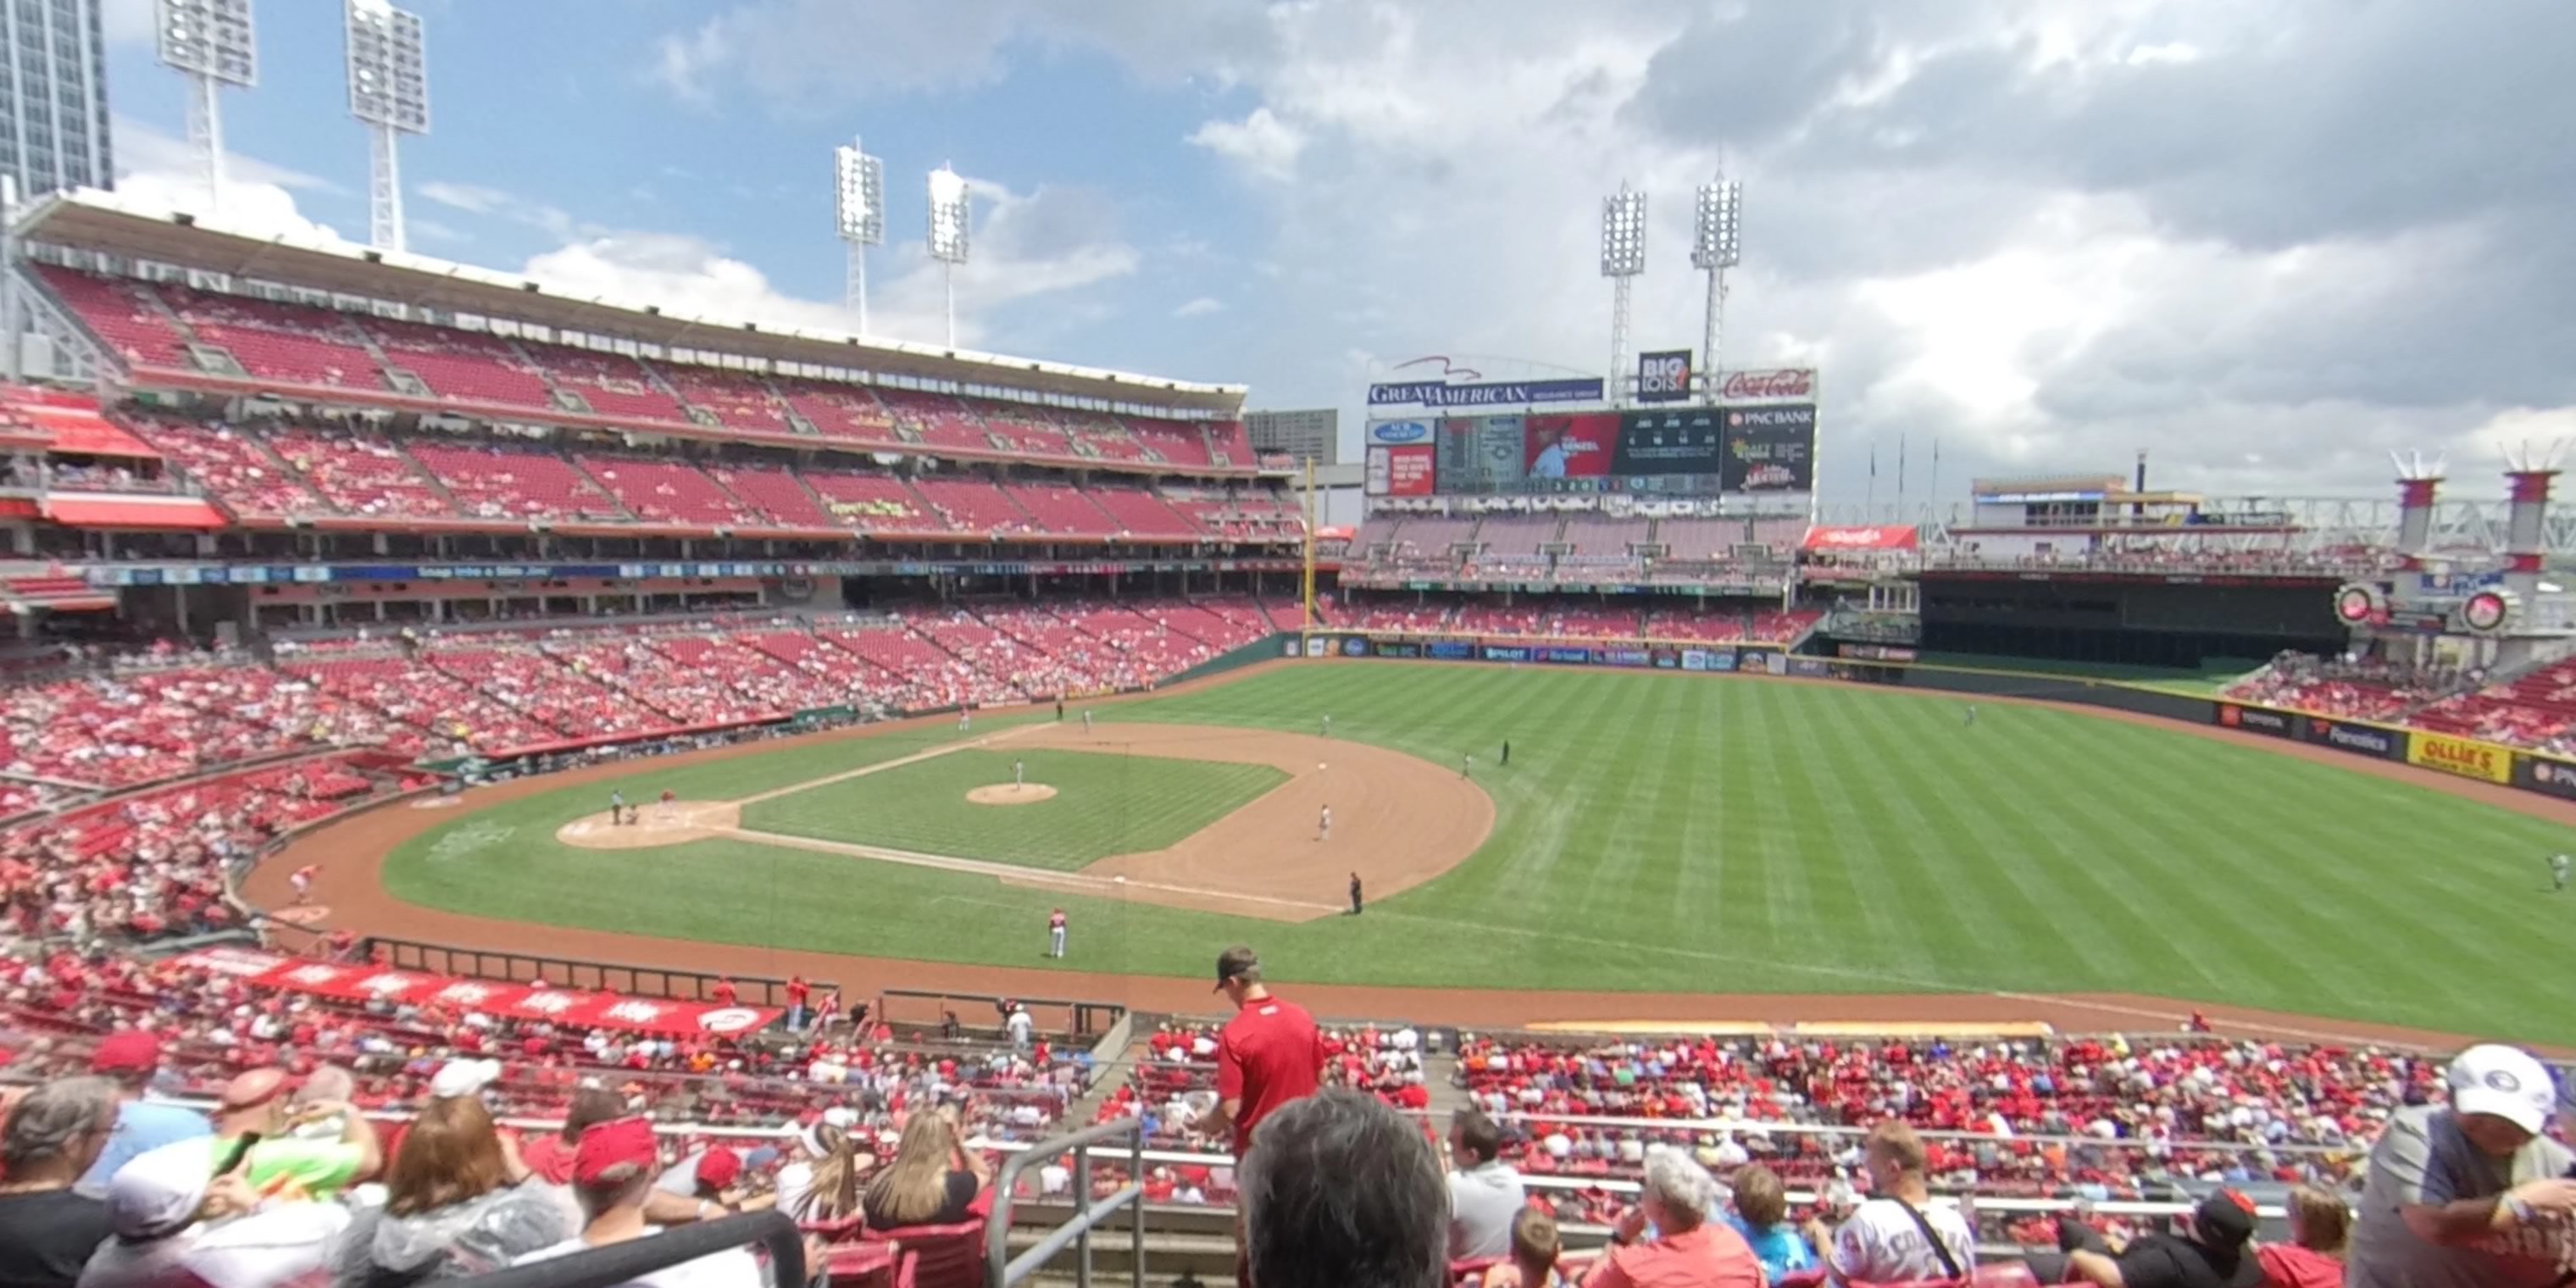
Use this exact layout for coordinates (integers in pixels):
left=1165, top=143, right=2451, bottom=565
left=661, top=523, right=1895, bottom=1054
left=556, top=802, right=741, bottom=850
left=968, top=784, right=1057, bottom=806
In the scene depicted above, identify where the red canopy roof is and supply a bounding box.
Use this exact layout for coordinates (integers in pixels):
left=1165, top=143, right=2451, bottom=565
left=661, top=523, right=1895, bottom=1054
left=1802, top=525, right=1919, bottom=552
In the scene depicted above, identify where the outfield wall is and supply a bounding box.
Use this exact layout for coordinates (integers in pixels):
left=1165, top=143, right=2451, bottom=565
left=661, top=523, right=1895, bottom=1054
left=1299, top=630, right=2576, bottom=807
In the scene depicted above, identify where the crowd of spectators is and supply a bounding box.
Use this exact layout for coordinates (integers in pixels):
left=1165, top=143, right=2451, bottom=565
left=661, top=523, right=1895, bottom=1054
left=1450, top=1030, right=2429, bottom=1198
left=2225, top=652, right=2476, bottom=723
left=1332, top=599, right=1824, bottom=647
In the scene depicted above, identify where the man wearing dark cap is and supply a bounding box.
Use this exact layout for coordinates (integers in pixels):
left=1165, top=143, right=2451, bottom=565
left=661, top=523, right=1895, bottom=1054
left=1200, top=947, right=1324, bottom=1288
left=1198, top=947, right=1324, bottom=1158
left=2064, top=1189, right=2262, bottom=1287
left=80, top=1031, right=209, bottom=1192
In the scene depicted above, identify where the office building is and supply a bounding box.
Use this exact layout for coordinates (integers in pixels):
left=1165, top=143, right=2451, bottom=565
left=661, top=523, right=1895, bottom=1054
left=1, top=0, right=114, bottom=198
left=1246, top=407, right=1339, bottom=465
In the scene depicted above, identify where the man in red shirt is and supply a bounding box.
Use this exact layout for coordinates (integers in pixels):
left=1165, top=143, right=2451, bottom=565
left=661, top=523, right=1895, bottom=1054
left=1200, top=946, right=1322, bottom=1158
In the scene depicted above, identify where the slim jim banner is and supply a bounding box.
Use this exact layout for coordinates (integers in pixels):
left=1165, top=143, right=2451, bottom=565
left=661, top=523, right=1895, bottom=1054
left=2407, top=730, right=2512, bottom=785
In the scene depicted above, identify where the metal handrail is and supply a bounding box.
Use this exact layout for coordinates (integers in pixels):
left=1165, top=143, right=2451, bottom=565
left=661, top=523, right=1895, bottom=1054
left=458, top=1211, right=802, bottom=1288
left=986, top=1115, right=1148, bottom=1288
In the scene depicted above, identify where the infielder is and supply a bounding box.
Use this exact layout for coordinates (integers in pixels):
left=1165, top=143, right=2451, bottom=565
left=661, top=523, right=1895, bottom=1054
left=291, top=863, right=319, bottom=906
left=1348, top=871, right=1363, bottom=916
left=1461, top=752, right=1474, bottom=779
left=1082, top=709, right=1094, bottom=735
left=610, top=788, right=626, bottom=824
left=1047, top=908, right=1068, bottom=958
left=2553, top=852, right=2570, bottom=892
left=1317, top=803, right=1332, bottom=842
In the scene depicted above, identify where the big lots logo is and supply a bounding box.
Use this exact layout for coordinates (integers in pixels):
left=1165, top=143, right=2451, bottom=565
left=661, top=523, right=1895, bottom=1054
left=1718, top=369, right=1816, bottom=401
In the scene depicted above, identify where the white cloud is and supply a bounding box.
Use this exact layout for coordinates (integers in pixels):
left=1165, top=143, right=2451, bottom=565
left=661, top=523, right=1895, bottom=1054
left=108, top=119, right=343, bottom=243
left=1172, top=297, right=1225, bottom=319
left=1186, top=108, right=1307, bottom=183
left=416, top=182, right=513, bottom=215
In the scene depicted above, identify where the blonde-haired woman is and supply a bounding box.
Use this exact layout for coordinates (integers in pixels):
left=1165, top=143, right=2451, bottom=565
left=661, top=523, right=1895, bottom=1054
left=861, top=1108, right=990, bottom=1230
left=2254, top=1185, right=2347, bottom=1288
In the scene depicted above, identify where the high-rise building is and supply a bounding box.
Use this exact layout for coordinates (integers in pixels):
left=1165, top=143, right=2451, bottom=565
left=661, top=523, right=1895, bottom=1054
left=0, top=0, right=114, bottom=199
left=1246, top=408, right=1340, bottom=465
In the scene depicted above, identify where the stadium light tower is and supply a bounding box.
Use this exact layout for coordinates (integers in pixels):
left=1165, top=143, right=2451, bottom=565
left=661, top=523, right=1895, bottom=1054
left=345, top=0, right=429, bottom=253
left=1691, top=175, right=1742, bottom=401
left=834, top=137, right=886, bottom=336
left=1600, top=184, right=1647, bottom=405
left=156, top=0, right=258, bottom=218
left=926, top=165, right=970, bottom=348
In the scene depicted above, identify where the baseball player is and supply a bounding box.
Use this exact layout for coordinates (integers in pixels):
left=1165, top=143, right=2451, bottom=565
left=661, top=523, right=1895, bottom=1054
left=1963, top=704, right=1978, bottom=727
left=1348, top=871, right=1363, bottom=916
left=1317, top=803, right=1332, bottom=842
left=1048, top=908, right=1068, bottom=958
left=610, top=788, right=626, bottom=824
left=1501, top=739, right=1510, bottom=767
left=1014, top=758, right=1026, bottom=789
left=1461, top=752, right=1474, bottom=779
left=1082, top=709, right=1094, bottom=735
left=2552, top=852, right=2570, bottom=892
left=1321, top=713, right=1332, bottom=737
left=958, top=708, right=972, bottom=733
left=291, top=863, right=319, bottom=906
left=658, top=788, right=675, bottom=821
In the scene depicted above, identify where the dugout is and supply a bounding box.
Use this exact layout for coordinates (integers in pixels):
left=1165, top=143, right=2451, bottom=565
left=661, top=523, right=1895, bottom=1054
left=1918, top=576, right=2344, bottom=670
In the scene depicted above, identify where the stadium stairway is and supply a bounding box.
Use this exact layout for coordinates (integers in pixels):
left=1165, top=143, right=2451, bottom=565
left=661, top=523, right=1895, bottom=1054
left=1423, top=1048, right=1468, bottom=1125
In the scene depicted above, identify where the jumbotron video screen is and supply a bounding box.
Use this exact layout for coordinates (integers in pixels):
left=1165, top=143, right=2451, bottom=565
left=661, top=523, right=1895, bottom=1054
left=1366, top=403, right=1814, bottom=497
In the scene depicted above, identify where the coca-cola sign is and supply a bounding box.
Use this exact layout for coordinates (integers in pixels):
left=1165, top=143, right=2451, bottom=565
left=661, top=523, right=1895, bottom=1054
left=1716, top=368, right=1817, bottom=402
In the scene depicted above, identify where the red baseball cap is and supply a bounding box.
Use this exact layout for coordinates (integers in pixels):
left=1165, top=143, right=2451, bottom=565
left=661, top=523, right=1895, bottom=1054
left=92, top=1031, right=163, bottom=1074
left=574, top=1117, right=658, bottom=1185
left=697, top=1146, right=742, bottom=1191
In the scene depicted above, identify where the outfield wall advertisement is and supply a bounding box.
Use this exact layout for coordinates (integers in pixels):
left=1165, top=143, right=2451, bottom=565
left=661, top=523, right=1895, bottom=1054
left=1301, top=632, right=2576, bottom=808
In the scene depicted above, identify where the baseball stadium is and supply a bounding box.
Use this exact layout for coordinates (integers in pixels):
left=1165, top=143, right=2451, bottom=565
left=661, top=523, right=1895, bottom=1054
left=1, top=10, right=2570, bottom=1288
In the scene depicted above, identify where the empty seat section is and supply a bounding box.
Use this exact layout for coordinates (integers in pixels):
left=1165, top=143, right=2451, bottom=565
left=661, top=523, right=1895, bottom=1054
left=911, top=477, right=1030, bottom=532
left=1085, top=488, right=1200, bottom=539
left=576, top=456, right=760, bottom=526
left=708, top=465, right=836, bottom=529
left=360, top=319, right=557, bottom=408
left=774, top=380, right=905, bottom=446
left=1002, top=482, right=1116, bottom=535
left=526, top=347, right=689, bottom=423
left=408, top=441, right=625, bottom=521
left=36, top=267, right=192, bottom=367
left=660, top=367, right=800, bottom=436
left=162, top=288, right=386, bottom=390
left=876, top=389, right=993, bottom=452
left=265, top=429, right=454, bottom=519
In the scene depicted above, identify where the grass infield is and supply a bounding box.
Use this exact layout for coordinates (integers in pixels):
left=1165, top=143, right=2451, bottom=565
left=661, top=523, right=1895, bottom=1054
left=381, top=665, right=2576, bottom=1045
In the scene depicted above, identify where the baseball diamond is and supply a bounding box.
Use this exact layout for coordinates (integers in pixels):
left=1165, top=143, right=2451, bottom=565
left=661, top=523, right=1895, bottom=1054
left=268, top=659, right=2576, bottom=1046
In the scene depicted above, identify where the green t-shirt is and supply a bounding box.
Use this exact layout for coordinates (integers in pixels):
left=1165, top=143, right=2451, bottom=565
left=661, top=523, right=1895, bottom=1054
left=206, top=1131, right=367, bottom=1200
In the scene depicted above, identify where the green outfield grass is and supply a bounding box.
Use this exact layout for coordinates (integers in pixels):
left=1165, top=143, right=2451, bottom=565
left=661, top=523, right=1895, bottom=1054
left=740, top=748, right=1286, bottom=869
left=382, top=665, right=2576, bottom=1044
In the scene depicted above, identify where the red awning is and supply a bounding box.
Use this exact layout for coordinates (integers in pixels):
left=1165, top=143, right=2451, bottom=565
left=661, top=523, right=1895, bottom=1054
left=36, top=414, right=162, bottom=459
left=1802, top=525, right=1919, bottom=552
left=43, top=495, right=228, bottom=530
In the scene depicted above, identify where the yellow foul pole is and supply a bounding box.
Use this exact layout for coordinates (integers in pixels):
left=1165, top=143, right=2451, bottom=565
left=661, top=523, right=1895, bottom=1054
left=1300, top=456, right=1318, bottom=630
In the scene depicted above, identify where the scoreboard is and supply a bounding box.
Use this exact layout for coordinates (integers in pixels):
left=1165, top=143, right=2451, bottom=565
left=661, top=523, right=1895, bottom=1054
left=1365, top=403, right=1814, bottom=497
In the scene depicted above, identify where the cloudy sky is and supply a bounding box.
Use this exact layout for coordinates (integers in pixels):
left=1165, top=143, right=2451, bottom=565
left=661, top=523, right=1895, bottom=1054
left=93, top=0, right=2576, bottom=509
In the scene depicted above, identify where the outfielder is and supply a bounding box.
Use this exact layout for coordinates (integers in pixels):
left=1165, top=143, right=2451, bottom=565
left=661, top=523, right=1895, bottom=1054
left=1964, top=704, right=1979, bottom=727
left=1317, top=803, right=1332, bottom=842
left=2553, top=852, right=2570, bottom=892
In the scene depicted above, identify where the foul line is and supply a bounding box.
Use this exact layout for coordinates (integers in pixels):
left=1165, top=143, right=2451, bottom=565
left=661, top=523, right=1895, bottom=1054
left=711, top=825, right=1344, bottom=919
left=732, top=725, right=1041, bottom=807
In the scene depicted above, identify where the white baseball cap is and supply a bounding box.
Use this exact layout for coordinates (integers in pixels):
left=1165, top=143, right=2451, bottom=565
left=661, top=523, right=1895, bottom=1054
left=430, top=1058, right=503, bottom=1100
left=2446, top=1044, right=2558, bottom=1134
